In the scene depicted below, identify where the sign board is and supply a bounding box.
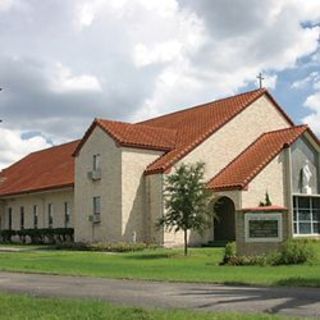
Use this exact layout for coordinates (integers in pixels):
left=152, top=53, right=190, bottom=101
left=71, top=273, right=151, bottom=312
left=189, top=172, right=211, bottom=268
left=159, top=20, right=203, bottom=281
left=245, top=213, right=283, bottom=242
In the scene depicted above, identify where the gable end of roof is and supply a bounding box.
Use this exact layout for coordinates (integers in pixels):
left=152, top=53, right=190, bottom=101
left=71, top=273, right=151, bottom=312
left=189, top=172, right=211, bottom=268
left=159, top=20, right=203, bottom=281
left=145, top=88, right=295, bottom=175
left=208, top=125, right=309, bottom=191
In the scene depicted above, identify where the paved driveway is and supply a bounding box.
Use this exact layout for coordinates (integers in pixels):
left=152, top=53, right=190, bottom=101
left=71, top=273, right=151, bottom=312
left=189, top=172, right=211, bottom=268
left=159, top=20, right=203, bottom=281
left=0, top=272, right=319, bottom=318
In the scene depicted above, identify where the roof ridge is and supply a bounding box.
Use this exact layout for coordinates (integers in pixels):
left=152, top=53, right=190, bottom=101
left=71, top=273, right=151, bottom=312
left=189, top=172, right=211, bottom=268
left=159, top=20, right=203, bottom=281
left=207, top=131, right=270, bottom=189
left=261, top=124, right=307, bottom=135
left=138, top=88, right=266, bottom=125
left=145, top=89, right=269, bottom=174
left=96, top=118, right=130, bottom=126
left=29, top=139, right=80, bottom=155
left=216, top=125, right=307, bottom=177
left=97, top=117, right=177, bottom=133
left=1, top=139, right=80, bottom=174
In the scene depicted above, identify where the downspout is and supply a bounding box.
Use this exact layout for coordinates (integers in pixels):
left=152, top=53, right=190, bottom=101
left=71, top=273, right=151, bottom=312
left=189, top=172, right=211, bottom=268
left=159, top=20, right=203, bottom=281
left=285, top=146, right=294, bottom=238
left=160, top=173, right=164, bottom=246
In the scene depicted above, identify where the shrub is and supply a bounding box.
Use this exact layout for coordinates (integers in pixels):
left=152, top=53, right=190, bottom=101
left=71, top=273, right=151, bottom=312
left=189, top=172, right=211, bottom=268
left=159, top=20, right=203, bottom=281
left=0, top=230, right=16, bottom=243
left=220, top=239, right=315, bottom=266
left=220, top=242, right=268, bottom=266
left=0, top=228, right=74, bottom=245
left=90, top=242, right=158, bottom=252
left=221, top=241, right=236, bottom=265
left=53, top=228, right=74, bottom=243
left=272, top=239, right=315, bottom=265
left=54, top=242, right=158, bottom=252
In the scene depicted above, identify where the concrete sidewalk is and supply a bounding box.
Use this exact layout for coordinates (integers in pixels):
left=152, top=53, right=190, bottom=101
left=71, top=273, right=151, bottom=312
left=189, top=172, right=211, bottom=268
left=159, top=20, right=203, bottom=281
left=0, top=271, right=319, bottom=318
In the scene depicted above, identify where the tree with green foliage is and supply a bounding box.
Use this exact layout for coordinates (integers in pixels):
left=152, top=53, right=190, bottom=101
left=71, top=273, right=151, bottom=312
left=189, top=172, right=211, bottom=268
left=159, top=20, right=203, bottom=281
left=157, top=162, right=214, bottom=256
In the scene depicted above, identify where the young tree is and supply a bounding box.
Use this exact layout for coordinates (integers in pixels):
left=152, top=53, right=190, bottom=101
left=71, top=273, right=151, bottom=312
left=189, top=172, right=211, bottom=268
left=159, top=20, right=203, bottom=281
left=158, top=162, right=214, bottom=256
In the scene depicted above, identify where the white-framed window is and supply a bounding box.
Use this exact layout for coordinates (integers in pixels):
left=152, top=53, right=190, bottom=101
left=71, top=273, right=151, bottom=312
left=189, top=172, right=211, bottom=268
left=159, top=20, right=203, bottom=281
left=293, top=195, right=320, bottom=235
left=48, top=203, right=53, bottom=228
left=8, top=208, right=12, bottom=230
left=93, top=154, right=100, bottom=171
left=93, top=196, right=101, bottom=218
left=20, top=207, right=24, bottom=230
left=245, top=213, right=283, bottom=243
left=33, top=205, right=38, bottom=229
left=64, top=202, right=70, bottom=228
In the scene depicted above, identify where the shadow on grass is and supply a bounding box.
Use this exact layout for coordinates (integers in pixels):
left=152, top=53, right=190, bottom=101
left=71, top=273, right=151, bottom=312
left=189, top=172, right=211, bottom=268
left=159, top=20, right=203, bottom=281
left=124, top=253, right=178, bottom=260
left=275, top=277, right=320, bottom=288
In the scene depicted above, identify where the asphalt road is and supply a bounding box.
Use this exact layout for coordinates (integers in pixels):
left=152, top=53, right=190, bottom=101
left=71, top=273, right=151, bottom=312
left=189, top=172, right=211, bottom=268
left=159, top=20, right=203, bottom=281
left=0, top=272, right=319, bottom=318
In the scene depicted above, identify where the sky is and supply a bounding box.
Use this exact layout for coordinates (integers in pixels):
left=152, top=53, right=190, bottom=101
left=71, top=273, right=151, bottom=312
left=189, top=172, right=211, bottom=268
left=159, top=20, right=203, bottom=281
left=0, top=0, right=319, bottom=169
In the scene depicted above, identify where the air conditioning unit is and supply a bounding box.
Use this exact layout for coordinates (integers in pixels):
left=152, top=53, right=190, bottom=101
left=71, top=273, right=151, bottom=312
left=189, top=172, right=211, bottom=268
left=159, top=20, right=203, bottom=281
left=93, top=214, right=101, bottom=224
left=88, top=214, right=101, bottom=224
left=87, top=169, right=101, bottom=181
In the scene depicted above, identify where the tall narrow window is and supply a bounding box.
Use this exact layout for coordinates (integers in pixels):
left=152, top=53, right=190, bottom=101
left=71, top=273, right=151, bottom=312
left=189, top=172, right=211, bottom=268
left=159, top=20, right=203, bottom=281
left=48, top=203, right=53, bottom=228
left=20, top=207, right=24, bottom=230
left=64, top=202, right=70, bottom=228
left=293, top=196, right=320, bottom=235
left=8, top=208, right=12, bottom=230
left=33, top=205, right=38, bottom=229
left=93, top=154, right=100, bottom=171
left=93, top=196, right=101, bottom=221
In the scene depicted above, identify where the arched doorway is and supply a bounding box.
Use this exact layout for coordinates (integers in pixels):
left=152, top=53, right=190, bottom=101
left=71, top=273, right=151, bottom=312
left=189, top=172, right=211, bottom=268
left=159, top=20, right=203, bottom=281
left=213, top=197, right=236, bottom=241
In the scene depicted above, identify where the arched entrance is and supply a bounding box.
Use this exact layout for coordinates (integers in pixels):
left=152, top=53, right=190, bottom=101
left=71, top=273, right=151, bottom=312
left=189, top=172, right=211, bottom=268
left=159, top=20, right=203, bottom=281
left=213, top=197, right=236, bottom=241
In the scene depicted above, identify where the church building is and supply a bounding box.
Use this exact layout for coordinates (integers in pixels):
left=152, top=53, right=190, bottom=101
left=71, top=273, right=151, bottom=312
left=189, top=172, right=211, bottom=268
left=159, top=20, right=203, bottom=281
left=0, top=88, right=319, bottom=254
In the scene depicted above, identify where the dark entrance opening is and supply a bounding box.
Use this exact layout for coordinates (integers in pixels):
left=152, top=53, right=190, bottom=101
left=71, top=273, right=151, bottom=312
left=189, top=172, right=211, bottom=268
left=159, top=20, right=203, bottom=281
left=213, top=197, right=236, bottom=241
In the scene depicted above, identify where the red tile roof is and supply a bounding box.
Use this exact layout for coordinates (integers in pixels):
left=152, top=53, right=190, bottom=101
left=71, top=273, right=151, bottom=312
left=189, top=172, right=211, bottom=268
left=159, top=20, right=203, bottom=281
left=0, top=88, right=296, bottom=197
left=208, top=126, right=309, bottom=191
left=73, top=118, right=177, bottom=156
left=0, top=140, right=79, bottom=197
left=143, top=88, right=294, bottom=174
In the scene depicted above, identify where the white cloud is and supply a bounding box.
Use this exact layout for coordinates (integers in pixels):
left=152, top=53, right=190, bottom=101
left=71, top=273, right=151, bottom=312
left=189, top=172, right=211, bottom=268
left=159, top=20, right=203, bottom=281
left=291, top=72, right=320, bottom=89
left=263, top=74, right=278, bottom=90
left=0, top=128, right=51, bottom=169
left=1, top=0, right=320, bottom=166
left=0, top=0, right=13, bottom=12
left=50, top=63, right=102, bottom=93
left=303, top=92, right=320, bottom=132
left=134, top=41, right=183, bottom=67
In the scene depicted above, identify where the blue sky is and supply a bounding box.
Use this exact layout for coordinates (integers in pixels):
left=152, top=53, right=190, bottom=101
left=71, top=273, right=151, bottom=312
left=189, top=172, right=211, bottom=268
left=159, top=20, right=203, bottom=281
left=266, top=52, right=319, bottom=124
left=0, top=0, right=319, bottom=168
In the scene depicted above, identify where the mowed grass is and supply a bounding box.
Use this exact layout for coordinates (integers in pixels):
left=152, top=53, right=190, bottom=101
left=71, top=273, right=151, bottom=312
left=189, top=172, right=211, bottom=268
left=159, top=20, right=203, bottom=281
left=1, top=245, right=320, bottom=287
left=0, top=292, right=297, bottom=320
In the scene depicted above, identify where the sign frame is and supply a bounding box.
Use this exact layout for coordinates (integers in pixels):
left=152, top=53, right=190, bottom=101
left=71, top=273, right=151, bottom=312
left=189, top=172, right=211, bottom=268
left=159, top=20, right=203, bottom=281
left=244, top=212, right=283, bottom=243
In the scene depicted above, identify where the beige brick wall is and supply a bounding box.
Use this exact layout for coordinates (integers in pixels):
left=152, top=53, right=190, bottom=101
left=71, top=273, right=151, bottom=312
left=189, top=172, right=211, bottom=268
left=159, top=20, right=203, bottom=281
left=161, top=94, right=291, bottom=247
left=235, top=150, right=291, bottom=255
left=74, top=126, right=122, bottom=243
left=74, top=126, right=163, bottom=243
left=146, top=174, right=164, bottom=244
left=0, top=188, right=74, bottom=230
left=236, top=210, right=289, bottom=255
left=121, top=147, right=163, bottom=242
left=176, top=95, right=290, bottom=181
left=242, top=152, right=287, bottom=208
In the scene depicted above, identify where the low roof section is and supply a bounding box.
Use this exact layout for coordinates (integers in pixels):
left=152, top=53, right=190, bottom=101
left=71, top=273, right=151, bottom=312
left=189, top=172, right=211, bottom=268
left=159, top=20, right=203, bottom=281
left=0, top=140, right=79, bottom=198
left=208, top=125, right=318, bottom=191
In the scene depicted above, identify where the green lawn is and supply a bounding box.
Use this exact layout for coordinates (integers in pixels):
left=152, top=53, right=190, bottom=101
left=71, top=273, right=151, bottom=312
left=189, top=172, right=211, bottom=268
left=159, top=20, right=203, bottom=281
left=0, top=292, right=297, bottom=320
left=0, top=246, right=320, bottom=287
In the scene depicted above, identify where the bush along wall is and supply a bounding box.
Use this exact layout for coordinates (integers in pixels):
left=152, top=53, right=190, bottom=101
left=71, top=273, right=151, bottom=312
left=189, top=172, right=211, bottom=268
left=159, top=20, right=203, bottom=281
left=221, top=239, right=316, bottom=266
left=0, top=228, right=74, bottom=244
